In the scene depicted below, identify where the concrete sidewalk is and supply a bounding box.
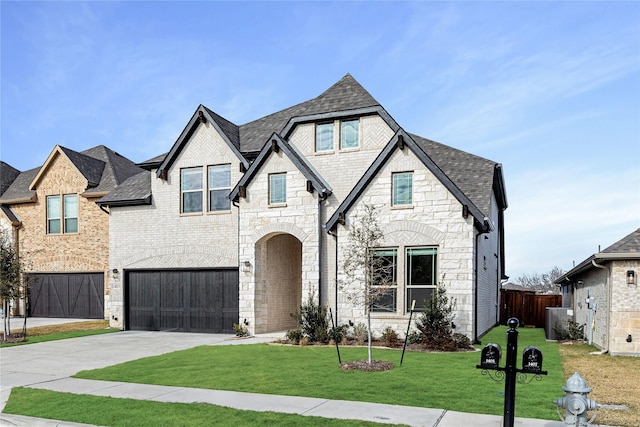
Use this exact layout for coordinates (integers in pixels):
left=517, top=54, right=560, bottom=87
left=0, top=329, right=588, bottom=426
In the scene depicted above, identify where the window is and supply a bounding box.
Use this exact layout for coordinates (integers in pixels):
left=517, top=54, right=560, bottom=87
left=63, top=194, right=78, bottom=233
left=316, top=122, right=334, bottom=152
left=181, top=167, right=203, bottom=213
left=46, top=194, right=78, bottom=234
left=371, top=248, right=397, bottom=312
left=340, top=119, right=359, bottom=149
left=392, top=172, right=413, bottom=206
left=406, top=247, right=437, bottom=311
left=269, top=173, right=286, bottom=205
left=47, top=195, right=61, bottom=234
left=208, top=164, right=231, bottom=211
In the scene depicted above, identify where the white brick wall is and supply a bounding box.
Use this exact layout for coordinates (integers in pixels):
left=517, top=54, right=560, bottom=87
left=108, top=122, right=243, bottom=328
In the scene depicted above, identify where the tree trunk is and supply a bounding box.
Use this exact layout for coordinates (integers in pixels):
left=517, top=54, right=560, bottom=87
left=367, top=309, right=372, bottom=364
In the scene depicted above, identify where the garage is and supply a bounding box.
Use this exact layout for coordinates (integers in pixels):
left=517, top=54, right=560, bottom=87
left=29, top=273, right=105, bottom=319
left=125, top=269, right=239, bottom=333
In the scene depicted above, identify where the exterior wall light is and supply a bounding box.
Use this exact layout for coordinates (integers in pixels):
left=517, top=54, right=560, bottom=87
left=242, top=261, right=251, bottom=273
left=111, top=268, right=120, bottom=281
left=626, top=270, right=636, bottom=285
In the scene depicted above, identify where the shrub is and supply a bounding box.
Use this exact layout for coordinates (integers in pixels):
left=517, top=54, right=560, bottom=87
left=407, top=330, right=423, bottom=344
left=350, top=322, right=368, bottom=345
left=292, top=293, right=330, bottom=344
left=553, top=320, right=584, bottom=341
left=232, top=323, right=249, bottom=337
left=286, top=329, right=303, bottom=345
left=381, top=326, right=400, bottom=347
left=330, top=324, right=349, bottom=344
left=415, top=281, right=472, bottom=351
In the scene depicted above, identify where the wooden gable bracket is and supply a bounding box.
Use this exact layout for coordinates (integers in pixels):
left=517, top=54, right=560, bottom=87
left=397, top=134, right=405, bottom=150
left=239, top=162, right=246, bottom=173
left=238, top=185, right=246, bottom=199
left=159, top=169, right=168, bottom=181
left=462, top=204, right=469, bottom=219
left=271, top=140, right=279, bottom=153
left=306, top=180, right=313, bottom=193
left=198, top=110, right=207, bottom=124
left=337, top=212, right=345, bottom=225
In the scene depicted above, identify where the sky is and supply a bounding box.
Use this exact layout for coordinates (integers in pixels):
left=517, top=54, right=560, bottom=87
left=1, top=1, right=639, bottom=280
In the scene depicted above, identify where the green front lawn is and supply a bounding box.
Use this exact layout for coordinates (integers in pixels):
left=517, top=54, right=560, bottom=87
left=71, top=326, right=563, bottom=420
left=0, top=328, right=119, bottom=347
left=4, top=388, right=392, bottom=427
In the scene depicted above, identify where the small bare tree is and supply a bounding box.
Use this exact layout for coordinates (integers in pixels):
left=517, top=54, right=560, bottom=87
left=1, top=230, right=30, bottom=341
left=339, top=204, right=395, bottom=364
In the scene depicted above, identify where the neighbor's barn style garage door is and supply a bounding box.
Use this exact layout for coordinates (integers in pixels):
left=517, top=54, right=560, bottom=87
left=126, top=269, right=238, bottom=333
left=29, top=273, right=104, bottom=319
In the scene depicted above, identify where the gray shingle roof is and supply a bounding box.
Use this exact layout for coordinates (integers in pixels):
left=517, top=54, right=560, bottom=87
left=239, top=74, right=380, bottom=152
left=411, top=134, right=503, bottom=215
left=97, top=171, right=151, bottom=206
left=555, top=228, right=640, bottom=283
left=0, top=145, right=144, bottom=204
left=602, top=228, right=640, bottom=254
left=0, top=162, right=20, bottom=196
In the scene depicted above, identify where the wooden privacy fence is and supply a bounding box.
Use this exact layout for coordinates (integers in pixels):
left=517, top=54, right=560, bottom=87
left=500, top=289, right=562, bottom=328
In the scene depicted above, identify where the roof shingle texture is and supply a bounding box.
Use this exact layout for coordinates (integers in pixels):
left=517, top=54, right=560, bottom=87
left=602, top=228, right=640, bottom=253
left=0, top=145, right=144, bottom=203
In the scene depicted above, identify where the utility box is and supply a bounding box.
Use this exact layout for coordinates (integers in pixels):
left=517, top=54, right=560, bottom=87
left=545, top=307, right=571, bottom=340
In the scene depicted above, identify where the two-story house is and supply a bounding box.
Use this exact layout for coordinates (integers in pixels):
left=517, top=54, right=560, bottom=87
left=99, top=74, right=508, bottom=341
left=0, top=145, right=144, bottom=319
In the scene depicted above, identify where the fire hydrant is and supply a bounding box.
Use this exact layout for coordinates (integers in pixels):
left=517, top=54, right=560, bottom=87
left=554, top=372, right=598, bottom=426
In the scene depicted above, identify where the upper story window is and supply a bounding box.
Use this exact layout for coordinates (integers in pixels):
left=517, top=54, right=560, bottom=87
left=208, top=164, right=231, bottom=211
left=371, top=248, right=398, bottom=313
left=269, top=173, right=286, bottom=205
left=181, top=167, right=203, bottom=213
left=392, top=172, right=413, bottom=206
left=315, top=122, right=334, bottom=152
left=340, top=119, right=359, bottom=150
left=47, top=194, right=78, bottom=234
left=406, top=247, right=437, bottom=311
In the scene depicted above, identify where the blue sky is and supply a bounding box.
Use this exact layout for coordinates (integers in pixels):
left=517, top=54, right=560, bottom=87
left=1, top=1, right=639, bottom=279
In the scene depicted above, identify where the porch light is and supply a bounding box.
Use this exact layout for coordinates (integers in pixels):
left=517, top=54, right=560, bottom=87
left=627, top=270, right=636, bottom=286
left=242, top=261, right=251, bottom=273
left=111, top=268, right=119, bottom=281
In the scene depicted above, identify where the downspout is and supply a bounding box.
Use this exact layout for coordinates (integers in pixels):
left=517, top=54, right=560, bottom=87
left=474, top=231, right=481, bottom=344
left=591, top=259, right=610, bottom=353
left=317, top=192, right=327, bottom=305
left=327, top=227, right=339, bottom=326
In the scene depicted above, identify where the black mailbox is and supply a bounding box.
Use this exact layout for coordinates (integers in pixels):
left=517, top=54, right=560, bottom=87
left=522, top=346, right=543, bottom=373
left=480, top=343, right=501, bottom=369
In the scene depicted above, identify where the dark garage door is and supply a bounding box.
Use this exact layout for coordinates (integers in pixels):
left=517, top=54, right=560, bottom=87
left=29, top=273, right=104, bottom=319
left=126, top=269, right=239, bottom=333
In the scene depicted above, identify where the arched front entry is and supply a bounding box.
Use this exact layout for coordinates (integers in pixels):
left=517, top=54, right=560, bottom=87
left=255, top=233, right=302, bottom=333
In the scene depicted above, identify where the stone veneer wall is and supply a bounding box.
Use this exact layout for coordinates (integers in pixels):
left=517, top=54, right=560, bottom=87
left=609, top=260, right=640, bottom=355
left=334, top=148, right=477, bottom=339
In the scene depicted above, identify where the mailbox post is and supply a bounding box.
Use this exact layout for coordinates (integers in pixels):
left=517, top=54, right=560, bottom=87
left=477, top=318, right=547, bottom=427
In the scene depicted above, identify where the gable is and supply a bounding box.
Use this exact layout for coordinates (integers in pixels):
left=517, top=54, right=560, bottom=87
left=326, top=131, right=495, bottom=231
left=156, top=106, right=248, bottom=179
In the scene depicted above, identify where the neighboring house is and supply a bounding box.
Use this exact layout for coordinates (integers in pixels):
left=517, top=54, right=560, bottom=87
left=555, top=229, right=640, bottom=356
left=0, top=145, right=144, bottom=319
left=0, top=161, right=21, bottom=242
left=99, top=74, right=507, bottom=341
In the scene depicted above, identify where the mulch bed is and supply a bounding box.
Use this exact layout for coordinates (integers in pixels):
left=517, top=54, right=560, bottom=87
left=1, top=333, right=26, bottom=343
left=340, top=360, right=395, bottom=371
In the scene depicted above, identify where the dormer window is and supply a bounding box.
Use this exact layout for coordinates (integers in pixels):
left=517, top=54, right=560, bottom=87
left=315, top=122, right=334, bottom=152
left=340, top=119, right=359, bottom=149
left=269, top=173, right=287, bottom=205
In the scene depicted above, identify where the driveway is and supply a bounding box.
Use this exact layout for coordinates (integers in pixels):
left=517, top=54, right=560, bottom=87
left=0, top=330, right=274, bottom=410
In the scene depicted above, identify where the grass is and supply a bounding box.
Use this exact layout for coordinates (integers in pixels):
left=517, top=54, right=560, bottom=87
left=3, top=387, right=393, bottom=427
left=558, top=342, right=640, bottom=427
left=0, top=320, right=117, bottom=347
left=71, top=326, right=563, bottom=421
